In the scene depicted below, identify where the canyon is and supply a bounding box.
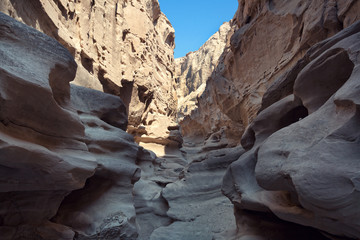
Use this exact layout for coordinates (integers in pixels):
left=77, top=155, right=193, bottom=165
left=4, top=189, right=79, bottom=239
left=0, top=0, right=360, bottom=239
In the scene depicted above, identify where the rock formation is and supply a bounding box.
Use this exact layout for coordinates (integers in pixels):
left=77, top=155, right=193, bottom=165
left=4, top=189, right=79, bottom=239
left=223, top=20, right=360, bottom=240
left=1, top=0, right=360, bottom=239
left=175, top=22, right=232, bottom=120
left=180, top=0, right=360, bottom=146
left=0, top=12, right=152, bottom=239
left=176, top=0, right=360, bottom=239
left=0, top=0, right=178, bottom=148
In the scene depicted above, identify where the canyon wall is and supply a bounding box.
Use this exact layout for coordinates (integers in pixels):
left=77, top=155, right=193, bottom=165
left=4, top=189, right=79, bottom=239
left=0, top=0, right=178, bottom=148
left=0, top=12, right=155, bottom=239
left=177, top=0, right=360, bottom=239
left=1, top=0, right=360, bottom=239
left=223, top=21, right=360, bottom=239
left=180, top=0, right=360, bottom=146
left=175, top=22, right=232, bottom=120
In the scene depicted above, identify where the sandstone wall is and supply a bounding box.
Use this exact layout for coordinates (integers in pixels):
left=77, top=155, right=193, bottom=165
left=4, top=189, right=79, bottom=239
left=223, top=20, right=360, bottom=239
left=175, top=22, right=232, bottom=120
left=0, top=12, right=153, bottom=239
left=0, top=0, right=178, bottom=145
left=180, top=0, right=360, bottom=146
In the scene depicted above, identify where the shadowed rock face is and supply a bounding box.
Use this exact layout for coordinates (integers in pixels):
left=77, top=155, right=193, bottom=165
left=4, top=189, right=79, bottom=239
left=0, top=11, right=94, bottom=239
left=223, top=20, right=360, bottom=239
left=0, top=12, right=151, bottom=240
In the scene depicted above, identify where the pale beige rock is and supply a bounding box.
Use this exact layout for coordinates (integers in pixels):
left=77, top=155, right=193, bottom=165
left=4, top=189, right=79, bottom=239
left=175, top=22, right=232, bottom=120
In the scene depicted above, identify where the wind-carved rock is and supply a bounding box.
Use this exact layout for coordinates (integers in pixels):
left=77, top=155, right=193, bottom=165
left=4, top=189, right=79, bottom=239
left=0, top=12, right=95, bottom=239
left=1, top=0, right=360, bottom=239
left=175, top=0, right=360, bottom=239
left=223, top=20, right=360, bottom=239
left=0, top=0, right=178, bottom=151
left=0, top=12, right=153, bottom=240
left=180, top=0, right=360, bottom=146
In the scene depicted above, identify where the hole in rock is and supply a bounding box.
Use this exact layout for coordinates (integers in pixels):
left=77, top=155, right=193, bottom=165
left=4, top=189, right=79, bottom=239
left=80, top=51, right=93, bottom=74
left=137, top=85, right=153, bottom=112
left=165, top=32, right=175, bottom=47
left=122, top=29, right=130, bottom=41
left=279, top=105, right=308, bottom=129
left=241, top=127, right=256, bottom=150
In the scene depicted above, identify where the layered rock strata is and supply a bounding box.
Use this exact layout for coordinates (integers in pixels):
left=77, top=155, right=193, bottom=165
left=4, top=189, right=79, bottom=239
left=0, top=0, right=178, bottom=148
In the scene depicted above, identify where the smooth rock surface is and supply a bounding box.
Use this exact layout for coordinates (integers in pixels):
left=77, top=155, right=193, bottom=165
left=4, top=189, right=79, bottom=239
left=0, top=12, right=150, bottom=240
left=223, top=19, right=360, bottom=239
left=53, top=85, right=143, bottom=239
left=0, top=12, right=96, bottom=239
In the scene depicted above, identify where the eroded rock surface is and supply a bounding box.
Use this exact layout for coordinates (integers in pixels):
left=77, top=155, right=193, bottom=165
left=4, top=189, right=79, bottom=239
left=175, top=22, right=232, bottom=120
left=2, top=0, right=360, bottom=240
left=0, top=12, right=95, bottom=239
left=0, top=0, right=178, bottom=147
left=223, top=18, right=360, bottom=240
left=0, top=12, right=149, bottom=240
left=180, top=0, right=360, bottom=145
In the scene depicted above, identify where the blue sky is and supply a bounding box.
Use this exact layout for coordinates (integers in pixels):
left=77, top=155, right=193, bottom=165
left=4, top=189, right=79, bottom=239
left=158, top=0, right=238, bottom=59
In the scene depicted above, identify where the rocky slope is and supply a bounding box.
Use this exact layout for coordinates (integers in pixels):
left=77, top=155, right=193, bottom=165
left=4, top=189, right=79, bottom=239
left=0, top=0, right=178, bottom=149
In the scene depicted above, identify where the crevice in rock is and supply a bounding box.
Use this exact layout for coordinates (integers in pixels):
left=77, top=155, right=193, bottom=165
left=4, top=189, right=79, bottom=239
left=119, top=79, right=134, bottom=115
left=80, top=51, right=94, bottom=74
left=98, top=68, right=121, bottom=96
left=122, top=29, right=130, bottom=41
left=137, top=85, right=154, bottom=113
left=165, top=32, right=175, bottom=47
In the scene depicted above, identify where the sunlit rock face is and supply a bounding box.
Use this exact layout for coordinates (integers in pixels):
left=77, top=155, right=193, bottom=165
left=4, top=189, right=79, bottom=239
left=223, top=17, right=360, bottom=240
left=0, top=0, right=178, bottom=150
left=175, top=22, right=232, bottom=121
left=180, top=0, right=360, bottom=146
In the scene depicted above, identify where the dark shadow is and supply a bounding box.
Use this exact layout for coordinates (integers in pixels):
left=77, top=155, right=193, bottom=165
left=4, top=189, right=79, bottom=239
left=279, top=105, right=308, bottom=129
left=119, top=79, right=134, bottom=115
